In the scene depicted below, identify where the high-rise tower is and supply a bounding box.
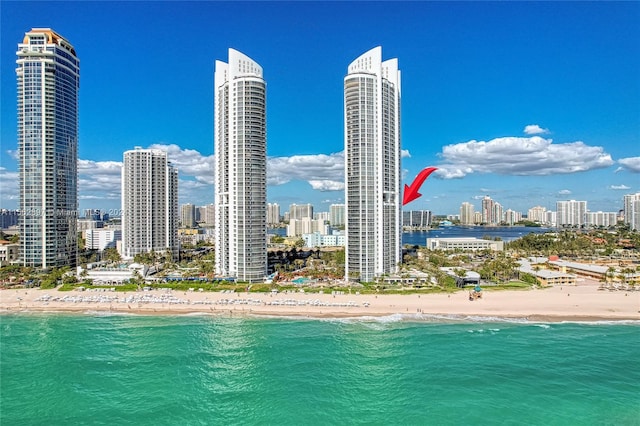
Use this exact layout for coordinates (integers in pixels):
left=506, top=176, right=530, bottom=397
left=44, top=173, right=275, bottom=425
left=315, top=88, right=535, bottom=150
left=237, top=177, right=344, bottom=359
left=214, top=49, right=267, bottom=282
left=121, top=148, right=178, bottom=260
left=17, top=28, right=80, bottom=268
left=344, top=47, right=401, bottom=282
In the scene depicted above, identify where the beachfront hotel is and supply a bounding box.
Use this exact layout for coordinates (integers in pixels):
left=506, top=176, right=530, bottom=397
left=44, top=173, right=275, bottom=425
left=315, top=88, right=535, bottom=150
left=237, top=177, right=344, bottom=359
left=214, top=49, right=267, bottom=283
left=344, top=46, right=402, bottom=282
left=16, top=28, right=80, bottom=268
left=121, top=148, right=178, bottom=260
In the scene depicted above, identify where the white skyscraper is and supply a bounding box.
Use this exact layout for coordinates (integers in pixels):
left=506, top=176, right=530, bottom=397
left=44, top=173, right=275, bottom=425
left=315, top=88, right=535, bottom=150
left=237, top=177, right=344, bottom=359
left=481, top=196, right=497, bottom=225
left=121, top=148, right=178, bottom=260
left=267, top=203, right=281, bottom=226
left=180, top=203, right=196, bottom=228
left=556, top=200, right=587, bottom=227
left=330, top=204, right=345, bottom=226
left=460, top=202, right=475, bottom=225
left=17, top=28, right=80, bottom=268
left=623, top=193, right=640, bottom=230
left=214, top=49, right=267, bottom=282
left=344, top=47, right=401, bottom=282
left=527, top=206, right=547, bottom=223
left=289, top=203, right=314, bottom=220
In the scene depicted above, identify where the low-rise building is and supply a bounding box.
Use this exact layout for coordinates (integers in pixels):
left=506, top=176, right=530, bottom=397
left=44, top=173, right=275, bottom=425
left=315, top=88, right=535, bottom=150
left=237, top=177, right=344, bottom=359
left=78, top=263, right=151, bottom=284
left=426, top=237, right=504, bottom=251
left=303, top=232, right=346, bottom=248
left=0, top=241, right=19, bottom=266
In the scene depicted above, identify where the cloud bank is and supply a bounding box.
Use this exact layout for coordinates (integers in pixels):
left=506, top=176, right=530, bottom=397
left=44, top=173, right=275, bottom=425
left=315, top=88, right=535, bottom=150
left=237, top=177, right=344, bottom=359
left=435, top=136, right=614, bottom=179
left=618, top=156, right=640, bottom=173
left=268, top=152, right=344, bottom=191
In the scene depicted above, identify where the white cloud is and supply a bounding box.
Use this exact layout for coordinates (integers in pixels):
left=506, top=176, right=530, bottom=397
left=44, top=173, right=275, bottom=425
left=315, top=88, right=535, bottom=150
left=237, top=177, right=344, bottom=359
left=0, top=167, right=19, bottom=203
left=78, top=160, right=123, bottom=200
left=558, top=189, right=572, bottom=195
left=618, top=156, right=640, bottom=173
left=523, top=124, right=549, bottom=135
left=436, top=136, right=613, bottom=179
left=609, top=184, right=631, bottom=190
left=268, top=151, right=344, bottom=187
left=148, top=143, right=214, bottom=184
left=308, top=180, right=344, bottom=191
left=6, top=150, right=18, bottom=160
left=401, top=149, right=411, bottom=158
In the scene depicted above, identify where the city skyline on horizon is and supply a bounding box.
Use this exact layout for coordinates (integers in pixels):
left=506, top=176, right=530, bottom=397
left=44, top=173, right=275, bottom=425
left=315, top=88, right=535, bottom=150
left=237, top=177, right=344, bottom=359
left=1, top=2, right=639, bottom=216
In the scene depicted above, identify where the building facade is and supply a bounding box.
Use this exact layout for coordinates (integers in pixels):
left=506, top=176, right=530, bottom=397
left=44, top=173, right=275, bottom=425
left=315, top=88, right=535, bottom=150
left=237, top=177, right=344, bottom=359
left=287, top=218, right=328, bottom=237
left=344, top=47, right=401, bottom=282
left=267, top=203, right=281, bottom=226
left=214, top=49, right=267, bottom=283
left=460, top=202, right=475, bottom=225
left=527, top=206, right=547, bottom=223
left=503, top=209, right=522, bottom=225
left=17, top=28, right=80, bottom=268
left=329, top=204, right=345, bottom=226
left=84, top=228, right=122, bottom=251
left=403, top=210, right=432, bottom=228
left=180, top=203, right=196, bottom=228
left=556, top=200, right=587, bottom=227
left=289, top=203, right=313, bottom=220
left=586, top=211, right=617, bottom=228
left=0, top=210, right=19, bottom=229
left=121, top=148, right=178, bottom=260
left=623, top=193, right=640, bottom=231
left=0, top=242, right=20, bottom=267
left=426, top=238, right=504, bottom=252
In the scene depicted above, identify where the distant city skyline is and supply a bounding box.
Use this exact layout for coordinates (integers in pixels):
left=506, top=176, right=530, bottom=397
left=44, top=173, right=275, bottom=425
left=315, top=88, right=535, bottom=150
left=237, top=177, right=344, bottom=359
left=2, top=2, right=639, bottom=215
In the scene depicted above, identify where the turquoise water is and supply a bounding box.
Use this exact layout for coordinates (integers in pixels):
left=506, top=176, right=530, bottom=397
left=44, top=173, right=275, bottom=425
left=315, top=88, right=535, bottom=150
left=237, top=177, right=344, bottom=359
left=1, top=314, right=639, bottom=425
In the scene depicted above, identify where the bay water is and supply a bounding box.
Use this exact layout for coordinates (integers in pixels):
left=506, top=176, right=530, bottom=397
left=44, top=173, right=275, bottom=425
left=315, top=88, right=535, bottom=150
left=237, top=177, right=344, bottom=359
left=1, top=314, right=638, bottom=425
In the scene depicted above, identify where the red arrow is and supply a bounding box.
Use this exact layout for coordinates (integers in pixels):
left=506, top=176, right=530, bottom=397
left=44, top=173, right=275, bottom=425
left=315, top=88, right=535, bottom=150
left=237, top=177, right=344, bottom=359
left=403, top=167, right=438, bottom=206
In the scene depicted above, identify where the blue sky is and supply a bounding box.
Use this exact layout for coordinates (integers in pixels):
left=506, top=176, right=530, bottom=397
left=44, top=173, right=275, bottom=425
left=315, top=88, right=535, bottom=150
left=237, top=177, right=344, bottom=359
left=1, top=1, right=639, bottom=216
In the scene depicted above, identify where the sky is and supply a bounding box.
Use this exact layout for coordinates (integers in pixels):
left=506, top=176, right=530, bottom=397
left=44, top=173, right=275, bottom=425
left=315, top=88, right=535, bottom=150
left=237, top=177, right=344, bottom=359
left=1, top=1, right=639, bottom=216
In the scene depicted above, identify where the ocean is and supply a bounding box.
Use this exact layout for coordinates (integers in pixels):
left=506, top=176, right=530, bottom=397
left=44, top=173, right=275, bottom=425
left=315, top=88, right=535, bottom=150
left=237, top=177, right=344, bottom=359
left=1, top=314, right=638, bottom=425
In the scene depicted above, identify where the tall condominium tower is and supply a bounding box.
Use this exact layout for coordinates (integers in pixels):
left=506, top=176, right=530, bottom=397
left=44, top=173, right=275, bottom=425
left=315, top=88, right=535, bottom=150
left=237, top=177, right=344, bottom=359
left=344, top=46, right=401, bottom=283
left=481, top=196, right=496, bottom=225
left=17, top=28, right=80, bottom=268
left=180, top=203, right=196, bottom=228
left=556, top=200, right=587, bottom=227
left=403, top=210, right=432, bottom=228
left=121, top=148, right=178, bottom=260
left=623, top=193, right=640, bottom=230
left=527, top=206, right=547, bottom=223
left=267, top=203, right=281, bottom=226
left=460, top=202, right=475, bottom=225
left=329, top=204, right=345, bottom=226
left=289, top=203, right=313, bottom=220
left=214, top=49, right=267, bottom=282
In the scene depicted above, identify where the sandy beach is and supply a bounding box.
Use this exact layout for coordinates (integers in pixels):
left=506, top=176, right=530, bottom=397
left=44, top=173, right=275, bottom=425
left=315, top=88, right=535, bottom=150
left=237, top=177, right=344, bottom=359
left=1, top=280, right=638, bottom=322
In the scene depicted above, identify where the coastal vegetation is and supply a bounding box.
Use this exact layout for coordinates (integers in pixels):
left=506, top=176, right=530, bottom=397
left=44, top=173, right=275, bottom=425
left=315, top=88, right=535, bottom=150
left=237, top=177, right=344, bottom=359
left=1, top=227, right=638, bottom=293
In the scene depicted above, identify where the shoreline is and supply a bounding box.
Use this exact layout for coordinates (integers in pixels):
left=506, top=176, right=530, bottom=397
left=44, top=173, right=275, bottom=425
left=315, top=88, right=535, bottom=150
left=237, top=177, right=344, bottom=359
left=2, top=280, right=639, bottom=323
left=2, top=309, right=638, bottom=325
